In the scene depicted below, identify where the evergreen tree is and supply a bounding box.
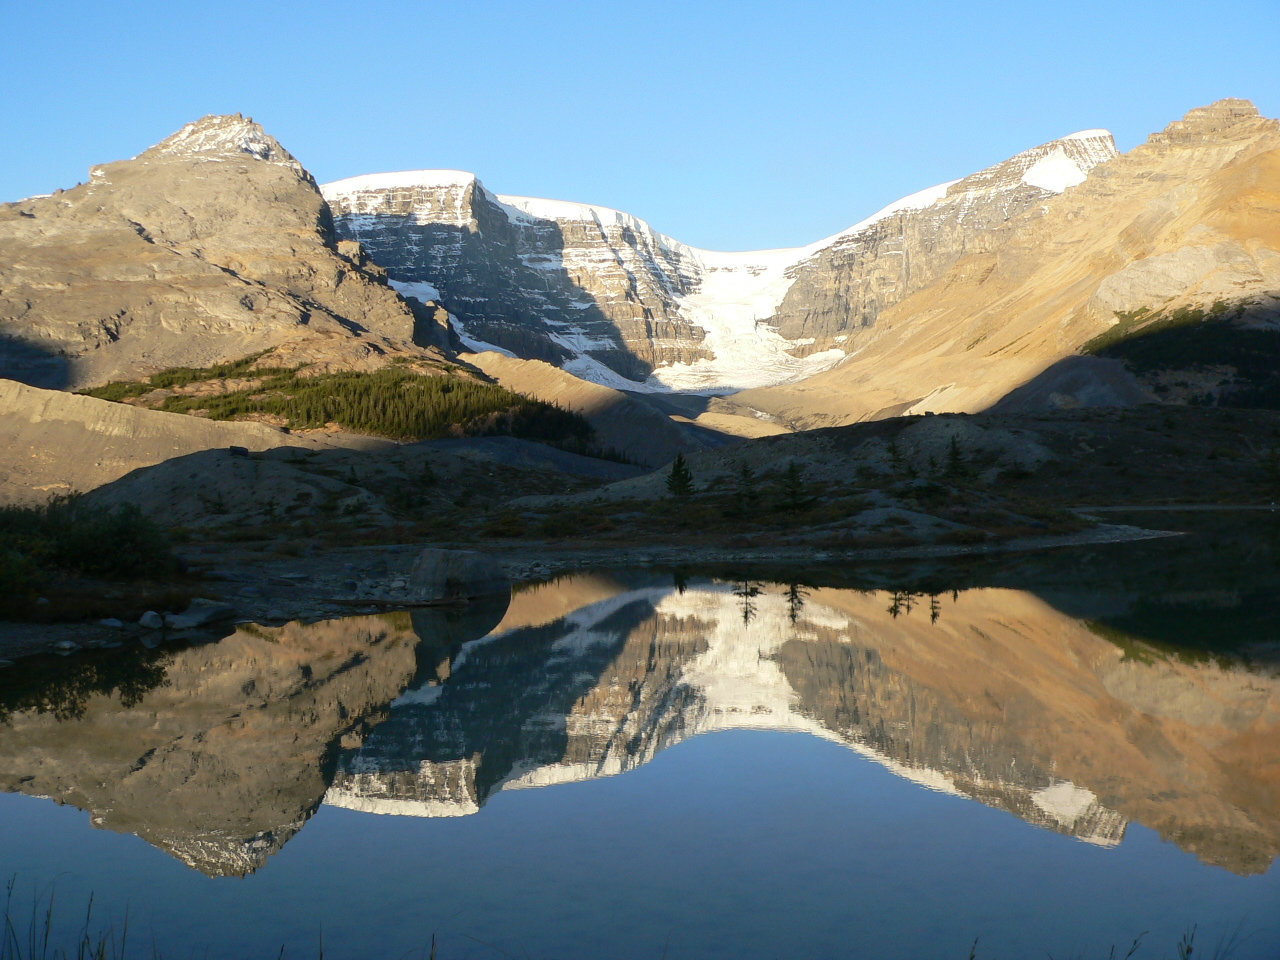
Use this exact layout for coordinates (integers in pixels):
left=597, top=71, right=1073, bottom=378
left=735, top=461, right=758, bottom=515
left=887, top=438, right=904, bottom=474
left=733, top=580, right=760, bottom=624
left=786, top=582, right=809, bottom=624
left=780, top=461, right=810, bottom=512
left=945, top=435, right=966, bottom=478
left=666, top=453, right=695, bottom=500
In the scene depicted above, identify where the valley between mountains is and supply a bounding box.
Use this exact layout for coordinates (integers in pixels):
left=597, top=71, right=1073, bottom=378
left=1, top=99, right=1280, bottom=652
left=3, top=97, right=1280, bottom=927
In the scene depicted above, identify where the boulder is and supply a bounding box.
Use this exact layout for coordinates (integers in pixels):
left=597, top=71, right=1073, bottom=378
left=138, top=610, right=163, bottom=630
left=408, top=549, right=509, bottom=602
left=165, top=598, right=236, bottom=630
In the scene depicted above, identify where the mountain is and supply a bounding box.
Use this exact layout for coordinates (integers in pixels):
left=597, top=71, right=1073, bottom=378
left=0, top=379, right=370, bottom=506
left=322, top=132, right=1116, bottom=393
left=0, top=115, right=440, bottom=390
left=737, top=99, right=1280, bottom=426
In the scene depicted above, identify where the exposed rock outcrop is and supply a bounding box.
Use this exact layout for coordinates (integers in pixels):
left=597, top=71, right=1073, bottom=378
left=323, top=132, right=1115, bottom=392
left=738, top=100, right=1280, bottom=426
left=0, top=115, right=435, bottom=390
left=408, top=549, right=510, bottom=601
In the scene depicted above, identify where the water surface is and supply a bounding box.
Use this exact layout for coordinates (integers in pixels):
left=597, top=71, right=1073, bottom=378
left=2, top=525, right=1279, bottom=958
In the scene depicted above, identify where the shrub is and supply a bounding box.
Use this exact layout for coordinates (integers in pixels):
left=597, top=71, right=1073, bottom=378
left=0, top=495, right=179, bottom=587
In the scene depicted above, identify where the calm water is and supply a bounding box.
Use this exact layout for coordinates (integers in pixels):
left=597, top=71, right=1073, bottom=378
left=2, top=520, right=1280, bottom=959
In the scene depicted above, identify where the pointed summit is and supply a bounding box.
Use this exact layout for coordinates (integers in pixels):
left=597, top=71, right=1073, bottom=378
left=1149, top=98, right=1271, bottom=145
left=142, top=114, right=301, bottom=169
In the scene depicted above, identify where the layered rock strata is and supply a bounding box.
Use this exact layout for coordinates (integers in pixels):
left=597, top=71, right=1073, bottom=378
left=739, top=100, right=1280, bottom=425
left=323, top=133, right=1116, bottom=392
left=0, top=115, right=434, bottom=389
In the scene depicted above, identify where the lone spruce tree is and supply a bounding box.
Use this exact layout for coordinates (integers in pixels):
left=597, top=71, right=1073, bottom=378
left=735, top=461, right=758, bottom=515
left=666, top=453, right=695, bottom=501
left=945, top=435, right=966, bottom=479
left=780, top=461, right=809, bottom=512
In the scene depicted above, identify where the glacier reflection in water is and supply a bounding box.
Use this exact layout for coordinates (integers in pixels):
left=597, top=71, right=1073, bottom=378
left=1, top=571, right=1278, bottom=959
left=326, top=575, right=1278, bottom=871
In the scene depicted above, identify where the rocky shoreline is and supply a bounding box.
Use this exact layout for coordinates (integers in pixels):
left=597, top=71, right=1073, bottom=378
left=0, top=522, right=1175, bottom=664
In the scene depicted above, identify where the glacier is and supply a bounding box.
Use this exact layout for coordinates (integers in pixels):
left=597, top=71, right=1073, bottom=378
left=322, top=129, right=1118, bottom=394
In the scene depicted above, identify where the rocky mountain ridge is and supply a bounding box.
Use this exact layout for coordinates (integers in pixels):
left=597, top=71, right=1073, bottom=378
left=739, top=99, right=1280, bottom=425
left=0, top=115, right=443, bottom=390
left=323, top=132, right=1116, bottom=393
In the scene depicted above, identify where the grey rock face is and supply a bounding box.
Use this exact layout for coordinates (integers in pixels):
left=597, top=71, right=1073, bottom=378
left=408, top=548, right=510, bottom=601
left=324, top=173, right=709, bottom=381
left=771, top=132, right=1118, bottom=356
left=324, top=132, right=1116, bottom=391
left=0, top=115, right=426, bottom=389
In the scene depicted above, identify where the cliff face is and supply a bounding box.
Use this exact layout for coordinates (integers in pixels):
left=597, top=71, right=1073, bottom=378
left=0, top=115, right=427, bottom=389
left=323, top=172, right=709, bottom=382
left=323, top=133, right=1114, bottom=393
left=770, top=132, right=1117, bottom=355
left=738, top=99, right=1280, bottom=426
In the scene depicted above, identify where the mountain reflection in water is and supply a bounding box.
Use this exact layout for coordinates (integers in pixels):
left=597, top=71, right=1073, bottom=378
left=1, top=572, right=1278, bottom=878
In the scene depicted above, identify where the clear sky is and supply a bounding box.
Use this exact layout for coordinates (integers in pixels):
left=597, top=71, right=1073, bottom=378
left=2, top=0, right=1276, bottom=251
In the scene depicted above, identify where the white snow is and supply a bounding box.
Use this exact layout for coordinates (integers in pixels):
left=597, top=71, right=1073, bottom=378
left=1021, top=147, right=1089, bottom=193
left=829, top=179, right=960, bottom=240
left=496, top=194, right=638, bottom=227
left=449, top=317, right=517, bottom=358
left=560, top=354, right=663, bottom=392
left=651, top=246, right=846, bottom=392
left=1032, top=781, right=1099, bottom=824
left=1063, top=129, right=1112, bottom=141
left=388, top=279, right=441, bottom=303
left=323, top=787, right=479, bottom=818
left=321, top=169, right=476, bottom=198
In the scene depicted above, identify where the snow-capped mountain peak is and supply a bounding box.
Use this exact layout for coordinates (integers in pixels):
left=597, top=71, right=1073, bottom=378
left=322, top=128, right=1117, bottom=394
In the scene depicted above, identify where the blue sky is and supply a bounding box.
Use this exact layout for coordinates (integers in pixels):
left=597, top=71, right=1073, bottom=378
left=2, top=0, right=1276, bottom=250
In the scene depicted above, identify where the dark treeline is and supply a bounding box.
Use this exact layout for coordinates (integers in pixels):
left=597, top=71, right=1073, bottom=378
left=0, top=495, right=179, bottom=595
left=85, top=363, right=624, bottom=456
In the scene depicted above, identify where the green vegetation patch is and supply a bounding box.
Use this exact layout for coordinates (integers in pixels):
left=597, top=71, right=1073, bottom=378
left=1083, top=303, right=1280, bottom=408
left=81, top=351, right=292, bottom=401
left=84, top=361, right=628, bottom=458
left=0, top=495, right=180, bottom=596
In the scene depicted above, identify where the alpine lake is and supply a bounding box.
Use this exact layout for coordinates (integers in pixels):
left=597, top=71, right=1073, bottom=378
left=2, top=511, right=1279, bottom=960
